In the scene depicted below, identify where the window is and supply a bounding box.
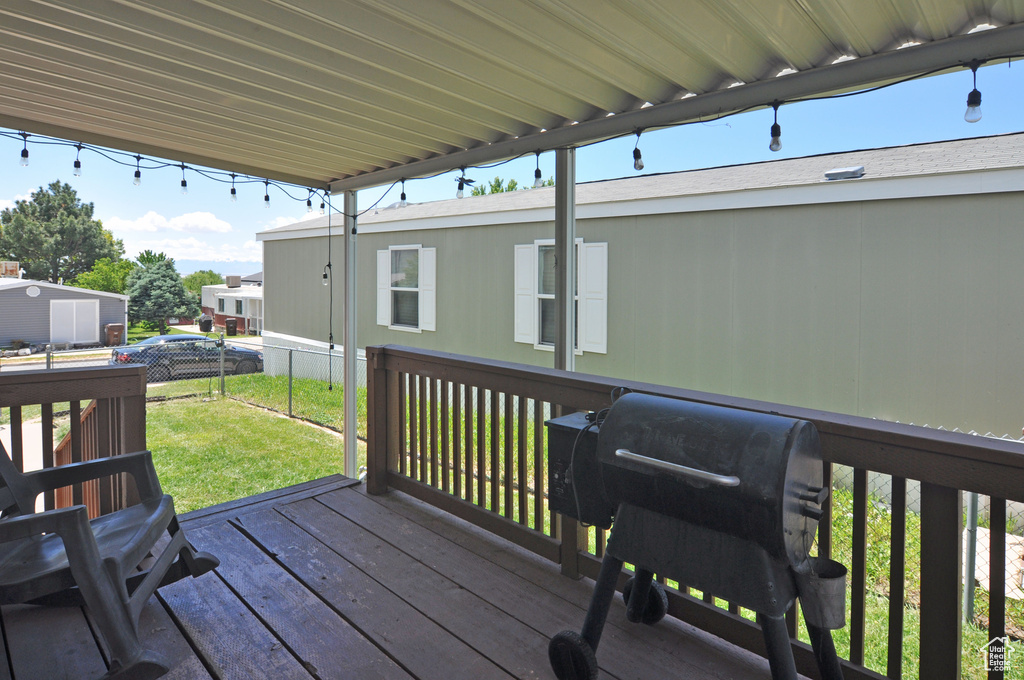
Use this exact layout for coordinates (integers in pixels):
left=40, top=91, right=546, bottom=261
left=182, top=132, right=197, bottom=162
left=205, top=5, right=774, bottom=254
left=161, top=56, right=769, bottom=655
left=217, top=298, right=225, bottom=313
left=514, top=239, right=607, bottom=354
left=235, top=299, right=243, bottom=315
left=377, top=245, right=436, bottom=332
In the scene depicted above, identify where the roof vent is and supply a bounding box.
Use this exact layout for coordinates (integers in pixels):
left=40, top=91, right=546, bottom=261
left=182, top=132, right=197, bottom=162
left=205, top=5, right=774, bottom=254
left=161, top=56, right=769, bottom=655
left=824, top=166, right=865, bottom=181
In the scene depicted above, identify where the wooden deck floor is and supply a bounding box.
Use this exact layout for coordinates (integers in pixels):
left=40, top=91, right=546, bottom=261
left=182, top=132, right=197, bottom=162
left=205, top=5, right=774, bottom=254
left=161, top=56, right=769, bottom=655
left=1, top=476, right=780, bottom=680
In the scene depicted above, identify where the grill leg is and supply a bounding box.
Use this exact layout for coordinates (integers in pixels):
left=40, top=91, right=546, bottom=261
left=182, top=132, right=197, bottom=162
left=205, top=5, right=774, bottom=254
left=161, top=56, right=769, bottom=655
left=625, top=568, right=654, bottom=623
left=807, top=624, right=844, bottom=680
left=580, top=553, right=624, bottom=652
left=757, top=613, right=798, bottom=680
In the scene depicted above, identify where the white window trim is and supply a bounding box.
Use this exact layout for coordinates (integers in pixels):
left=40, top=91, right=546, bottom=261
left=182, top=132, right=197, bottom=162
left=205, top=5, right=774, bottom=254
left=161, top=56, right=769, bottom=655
left=514, top=238, right=607, bottom=355
left=377, top=244, right=436, bottom=333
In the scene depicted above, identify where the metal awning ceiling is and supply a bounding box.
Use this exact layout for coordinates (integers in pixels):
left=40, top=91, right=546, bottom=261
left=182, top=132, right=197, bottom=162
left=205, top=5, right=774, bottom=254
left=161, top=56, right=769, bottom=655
left=1, top=0, right=1022, bottom=192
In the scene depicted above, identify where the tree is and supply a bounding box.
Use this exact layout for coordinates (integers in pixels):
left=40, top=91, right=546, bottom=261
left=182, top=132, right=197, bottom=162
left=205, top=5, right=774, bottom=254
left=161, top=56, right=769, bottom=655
left=0, top=181, right=123, bottom=282
left=136, top=250, right=172, bottom=267
left=471, top=177, right=519, bottom=196
left=72, top=257, right=137, bottom=294
left=182, top=269, right=224, bottom=297
left=126, top=259, right=200, bottom=334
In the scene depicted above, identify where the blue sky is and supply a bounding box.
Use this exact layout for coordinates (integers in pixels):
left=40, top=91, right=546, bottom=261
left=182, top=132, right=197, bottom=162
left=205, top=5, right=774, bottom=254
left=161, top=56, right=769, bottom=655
left=1, top=62, right=1022, bottom=276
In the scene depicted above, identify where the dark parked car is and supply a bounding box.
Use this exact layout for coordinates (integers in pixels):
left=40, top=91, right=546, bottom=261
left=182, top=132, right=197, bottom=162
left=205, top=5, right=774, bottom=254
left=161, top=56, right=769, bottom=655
left=109, top=334, right=263, bottom=382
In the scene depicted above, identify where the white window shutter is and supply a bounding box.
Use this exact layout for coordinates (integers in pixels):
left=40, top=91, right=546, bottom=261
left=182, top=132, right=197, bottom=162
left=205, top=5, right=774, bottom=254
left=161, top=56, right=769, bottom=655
left=376, top=249, right=390, bottom=326
left=514, top=244, right=536, bottom=344
left=419, top=247, right=436, bottom=331
left=579, top=242, right=608, bottom=354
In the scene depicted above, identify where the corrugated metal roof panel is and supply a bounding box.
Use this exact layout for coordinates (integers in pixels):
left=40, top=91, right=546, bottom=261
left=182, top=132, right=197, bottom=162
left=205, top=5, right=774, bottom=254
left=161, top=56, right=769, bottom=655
left=0, top=0, right=1019, bottom=189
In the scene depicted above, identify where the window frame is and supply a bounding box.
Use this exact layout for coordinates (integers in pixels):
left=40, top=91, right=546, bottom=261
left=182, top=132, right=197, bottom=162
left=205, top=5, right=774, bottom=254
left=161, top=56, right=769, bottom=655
left=376, top=244, right=436, bottom=333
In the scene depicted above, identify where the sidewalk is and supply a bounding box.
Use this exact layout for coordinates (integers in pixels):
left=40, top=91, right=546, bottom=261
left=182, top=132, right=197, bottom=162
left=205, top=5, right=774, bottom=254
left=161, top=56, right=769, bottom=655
left=0, top=419, right=47, bottom=511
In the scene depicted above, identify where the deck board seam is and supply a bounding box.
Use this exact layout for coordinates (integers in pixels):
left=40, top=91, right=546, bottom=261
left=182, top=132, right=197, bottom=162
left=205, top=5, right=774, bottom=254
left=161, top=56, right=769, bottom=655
left=226, top=510, right=423, bottom=680
left=262, top=500, right=531, bottom=679
left=151, top=593, right=223, bottom=680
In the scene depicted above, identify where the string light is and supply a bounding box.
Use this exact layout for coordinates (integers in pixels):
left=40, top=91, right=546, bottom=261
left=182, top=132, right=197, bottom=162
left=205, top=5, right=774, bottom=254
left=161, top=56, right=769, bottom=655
left=632, top=130, right=644, bottom=171
left=533, top=152, right=543, bottom=188
left=179, top=163, right=188, bottom=194
left=263, top=179, right=270, bottom=208
left=769, top=102, right=783, bottom=152
left=399, top=180, right=408, bottom=207
left=230, top=173, right=237, bottom=201
left=73, top=144, right=82, bottom=176
left=455, top=169, right=475, bottom=198
left=133, top=155, right=142, bottom=186
left=306, top=189, right=313, bottom=212
left=19, top=132, right=28, bottom=167
left=319, top=198, right=325, bottom=215
left=322, top=263, right=330, bottom=286
left=965, top=62, right=982, bottom=123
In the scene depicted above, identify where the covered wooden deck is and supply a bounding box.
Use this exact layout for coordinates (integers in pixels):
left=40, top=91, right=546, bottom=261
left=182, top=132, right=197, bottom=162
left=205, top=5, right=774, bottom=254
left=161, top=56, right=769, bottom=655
left=0, top=475, right=774, bottom=680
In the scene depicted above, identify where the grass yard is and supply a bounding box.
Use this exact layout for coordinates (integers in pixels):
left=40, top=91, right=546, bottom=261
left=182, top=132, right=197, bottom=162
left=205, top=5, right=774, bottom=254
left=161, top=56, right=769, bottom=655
left=146, top=396, right=353, bottom=513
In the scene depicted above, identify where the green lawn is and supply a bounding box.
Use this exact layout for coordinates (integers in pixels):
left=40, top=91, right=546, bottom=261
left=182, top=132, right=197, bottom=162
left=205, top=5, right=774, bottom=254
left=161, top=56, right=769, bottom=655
left=146, top=396, right=350, bottom=513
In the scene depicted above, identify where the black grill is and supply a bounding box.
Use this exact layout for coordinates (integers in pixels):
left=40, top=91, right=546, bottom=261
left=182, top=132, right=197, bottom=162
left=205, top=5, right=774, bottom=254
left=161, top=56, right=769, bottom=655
left=547, top=393, right=847, bottom=680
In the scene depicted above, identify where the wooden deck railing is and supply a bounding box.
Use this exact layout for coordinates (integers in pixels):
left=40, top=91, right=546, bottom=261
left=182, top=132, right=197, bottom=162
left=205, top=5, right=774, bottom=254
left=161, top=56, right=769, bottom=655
left=0, top=365, right=147, bottom=516
left=366, top=344, right=1024, bottom=680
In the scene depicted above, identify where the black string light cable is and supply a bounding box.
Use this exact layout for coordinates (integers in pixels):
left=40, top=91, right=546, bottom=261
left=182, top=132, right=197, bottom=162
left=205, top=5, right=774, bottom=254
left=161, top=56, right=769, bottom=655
left=3, top=54, right=1020, bottom=212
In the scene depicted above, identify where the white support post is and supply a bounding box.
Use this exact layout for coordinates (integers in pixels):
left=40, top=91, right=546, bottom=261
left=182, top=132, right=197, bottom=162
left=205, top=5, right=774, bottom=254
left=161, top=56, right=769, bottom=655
left=554, top=147, right=576, bottom=373
left=343, top=190, right=359, bottom=478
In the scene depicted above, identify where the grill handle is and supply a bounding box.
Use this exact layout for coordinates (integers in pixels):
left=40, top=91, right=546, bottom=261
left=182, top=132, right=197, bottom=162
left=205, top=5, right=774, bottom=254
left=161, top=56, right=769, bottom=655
left=614, top=449, right=741, bottom=487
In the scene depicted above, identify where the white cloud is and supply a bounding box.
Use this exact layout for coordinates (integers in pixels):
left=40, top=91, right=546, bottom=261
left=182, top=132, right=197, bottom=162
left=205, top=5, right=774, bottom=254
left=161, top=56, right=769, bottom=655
left=105, top=210, right=233, bottom=234
left=0, top=192, right=33, bottom=212
left=126, top=236, right=260, bottom=263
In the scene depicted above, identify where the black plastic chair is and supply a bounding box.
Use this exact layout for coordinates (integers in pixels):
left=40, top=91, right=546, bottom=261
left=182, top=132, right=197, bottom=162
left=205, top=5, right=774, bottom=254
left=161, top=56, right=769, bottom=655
left=0, top=443, right=218, bottom=679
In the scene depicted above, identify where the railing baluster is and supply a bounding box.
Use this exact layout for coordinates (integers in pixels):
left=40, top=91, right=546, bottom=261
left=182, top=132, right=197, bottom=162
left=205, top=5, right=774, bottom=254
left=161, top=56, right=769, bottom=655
left=70, top=400, right=83, bottom=507
left=819, top=461, right=832, bottom=561
left=490, top=390, right=499, bottom=514
left=850, top=468, right=868, bottom=664
left=464, top=385, right=474, bottom=504
left=534, top=400, right=545, bottom=534
left=919, top=482, right=962, bottom=680
left=418, top=375, right=427, bottom=484
left=398, top=373, right=408, bottom=477
left=887, top=475, right=907, bottom=680
left=988, top=497, right=1006, bottom=680
left=452, top=383, right=462, bottom=499
left=517, top=395, right=527, bottom=525
left=440, top=379, right=449, bottom=494
left=9, top=405, right=23, bottom=471
left=503, top=392, right=513, bottom=519
left=429, top=377, right=438, bottom=488
left=476, top=387, right=485, bottom=508
left=41, top=402, right=54, bottom=511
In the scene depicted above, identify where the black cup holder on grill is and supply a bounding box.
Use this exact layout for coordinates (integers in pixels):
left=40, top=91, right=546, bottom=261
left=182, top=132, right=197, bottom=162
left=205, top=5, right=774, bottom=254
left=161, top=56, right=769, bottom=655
left=546, top=393, right=847, bottom=680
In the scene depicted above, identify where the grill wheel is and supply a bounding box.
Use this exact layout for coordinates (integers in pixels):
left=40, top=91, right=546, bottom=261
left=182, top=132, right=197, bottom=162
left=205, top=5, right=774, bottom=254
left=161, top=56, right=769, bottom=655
left=548, top=629, right=598, bottom=680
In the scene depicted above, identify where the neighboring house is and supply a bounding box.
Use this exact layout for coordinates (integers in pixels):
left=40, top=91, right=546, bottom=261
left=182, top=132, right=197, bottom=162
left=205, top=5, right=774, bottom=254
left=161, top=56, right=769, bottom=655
left=240, top=271, right=263, bottom=286
left=0, top=279, right=128, bottom=347
left=200, top=278, right=263, bottom=335
left=257, top=133, right=1024, bottom=438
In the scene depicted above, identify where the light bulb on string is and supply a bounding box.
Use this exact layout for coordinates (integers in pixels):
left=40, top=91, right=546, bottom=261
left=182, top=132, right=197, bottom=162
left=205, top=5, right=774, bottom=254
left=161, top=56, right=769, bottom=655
left=179, top=164, right=188, bottom=195
left=319, top=199, right=325, bottom=215
left=399, top=180, right=408, bottom=207
left=455, top=169, right=474, bottom=198
left=19, top=133, right=29, bottom=167
left=322, top=263, right=330, bottom=286
left=229, top=174, right=237, bottom=202
left=965, top=62, right=982, bottom=123
left=306, top=189, right=313, bottom=213
left=133, top=156, right=142, bottom=186
left=533, top=152, right=543, bottom=188
left=263, top=180, right=271, bottom=208
left=632, top=131, right=644, bottom=171
left=73, top=144, right=82, bottom=176
left=769, top=102, right=782, bottom=152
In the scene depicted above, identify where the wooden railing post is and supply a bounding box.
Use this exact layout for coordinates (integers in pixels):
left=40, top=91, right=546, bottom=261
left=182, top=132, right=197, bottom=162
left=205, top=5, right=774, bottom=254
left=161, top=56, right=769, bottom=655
left=366, top=347, right=389, bottom=495
left=919, top=482, right=962, bottom=680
